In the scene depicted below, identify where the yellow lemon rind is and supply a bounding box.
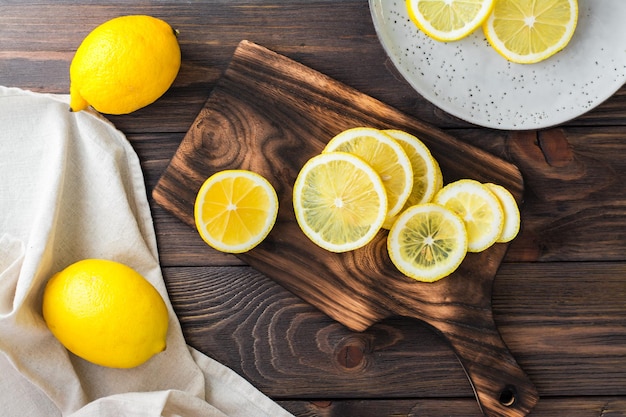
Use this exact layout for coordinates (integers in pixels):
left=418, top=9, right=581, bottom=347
left=42, top=259, right=169, bottom=369
left=434, top=179, right=504, bottom=253
left=194, top=170, right=279, bottom=254
left=293, top=151, right=387, bottom=253
left=323, top=127, right=413, bottom=219
left=484, top=182, right=521, bottom=243
left=69, top=15, right=181, bottom=114
left=406, top=0, right=495, bottom=42
left=388, top=203, right=468, bottom=282
left=384, top=129, right=442, bottom=204
left=382, top=129, right=443, bottom=225
left=482, top=0, right=578, bottom=64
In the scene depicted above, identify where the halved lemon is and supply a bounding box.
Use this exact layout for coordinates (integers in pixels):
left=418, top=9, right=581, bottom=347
left=382, top=129, right=443, bottom=229
left=293, top=152, right=387, bottom=253
left=194, top=170, right=279, bottom=254
left=484, top=182, right=520, bottom=242
left=388, top=203, right=468, bottom=282
left=406, top=0, right=495, bottom=42
left=434, top=179, right=504, bottom=252
left=323, top=127, right=413, bottom=220
left=483, top=0, right=578, bottom=64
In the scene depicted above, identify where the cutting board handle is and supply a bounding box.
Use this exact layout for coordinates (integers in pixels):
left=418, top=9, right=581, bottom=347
left=153, top=39, right=538, bottom=417
left=418, top=312, right=539, bottom=417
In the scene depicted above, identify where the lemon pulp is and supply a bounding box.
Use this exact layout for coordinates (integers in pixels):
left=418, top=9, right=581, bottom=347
left=388, top=203, right=468, bottom=282
left=323, top=127, right=413, bottom=220
left=194, top=170, right=279, bottom=254
left=293, top=152, right=387, bottom=253
left=483, top=0, right=578, bottom=64
left=406, top=0, right=495, bottom=41
left=434, top=179, right=504, bottom=252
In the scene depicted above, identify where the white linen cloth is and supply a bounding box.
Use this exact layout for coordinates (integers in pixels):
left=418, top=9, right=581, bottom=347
left=0, top=86, right=294, bottom=417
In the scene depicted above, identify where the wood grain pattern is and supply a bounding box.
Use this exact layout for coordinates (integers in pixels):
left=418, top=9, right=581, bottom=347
left=277, top=397, right=626, bottom=417
left=163, top=263, right=626, bottom=399
left=2, top=1, right=625, bottom=133
left=153, top=40, right=537, bottom=417
left=3, top=2, right=626, bottom=415
left=139, top=126, right=626, bottom=267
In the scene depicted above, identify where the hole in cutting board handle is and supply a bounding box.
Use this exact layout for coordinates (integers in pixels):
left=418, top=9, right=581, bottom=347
left=499, top=385, right=517, bottom=407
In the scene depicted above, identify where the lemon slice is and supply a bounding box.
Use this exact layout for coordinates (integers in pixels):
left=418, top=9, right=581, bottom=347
left=382, top=129, right=443, bottom=229
left=323, top=127, right=413, bottom=220
left=194, top=170, right=279, bottom=254
left=293, top=152, right=387, bottom=253
left=484, top=183, right=520, bottom=243
left=434, top=179, right=504, bottom=252
left=483, top=0, right=578, bottom=64
left=388, top=203, right=468, bottom=282
left=406, top=0, right=495, bottom=42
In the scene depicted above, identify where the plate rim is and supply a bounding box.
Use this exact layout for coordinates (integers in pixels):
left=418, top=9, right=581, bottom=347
left=369, top=0, right=626, bottom=130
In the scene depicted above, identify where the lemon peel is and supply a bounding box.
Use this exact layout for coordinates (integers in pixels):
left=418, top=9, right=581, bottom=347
left=483, top=0, right=578, bottom=64
left=406, top=0, right=495, bottom=42
left=293, top=151, right=387, bottom=253
left=484, top=182, right=520, bottom=243
left=69, top=15, right=181, bottom=114
left=194, top=170, right=279, bottom=254
left=42, top=259, right=169, bottom=368
left=434, top=179, right=504, bottom=252
left=388, top=203, right=468, bottom=282
left=323, top=127, right=413, bottom=220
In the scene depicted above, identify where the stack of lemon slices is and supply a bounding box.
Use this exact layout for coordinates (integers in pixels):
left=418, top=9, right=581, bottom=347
left=193, top=126, right=521, bottom=284
left=292, top=127, right=443, bottom=253
left=292, top=127, right=521, bottom=283
left=406, top=0, right=579, bottom=64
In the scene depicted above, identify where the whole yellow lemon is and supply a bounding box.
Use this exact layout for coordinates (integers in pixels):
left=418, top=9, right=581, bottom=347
left=69, top=15, right=181, bottom=114
left=42, top=259, right=169, bottom=368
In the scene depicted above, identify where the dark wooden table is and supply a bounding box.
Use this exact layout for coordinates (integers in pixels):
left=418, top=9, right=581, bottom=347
left=2, top=2, right=625, bottom=416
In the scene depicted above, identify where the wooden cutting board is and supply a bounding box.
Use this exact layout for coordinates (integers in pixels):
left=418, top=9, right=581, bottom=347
left=153, top=40, right=538, bottom=417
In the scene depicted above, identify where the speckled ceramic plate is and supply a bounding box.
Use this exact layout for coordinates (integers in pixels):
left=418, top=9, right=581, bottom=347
left=369, top=0, right=626, bottom=130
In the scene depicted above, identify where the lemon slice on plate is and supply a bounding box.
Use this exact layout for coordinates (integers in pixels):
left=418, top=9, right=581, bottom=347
left=434, top=179, right=504, bottom=252
left=323, top=127, right=413, bottom=220
left=483, top=0, right=578, bottom=64
left=194, top=170, right=279, bottom=254
left=484, top=182, right=520, bottom=243
left=388, top=203, right=468, bottom=282
left=293, top=152, right=387, bottom=253
left=406, top=0, right=495, bottom=42
left=382, top=129, right=443, bottom=229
